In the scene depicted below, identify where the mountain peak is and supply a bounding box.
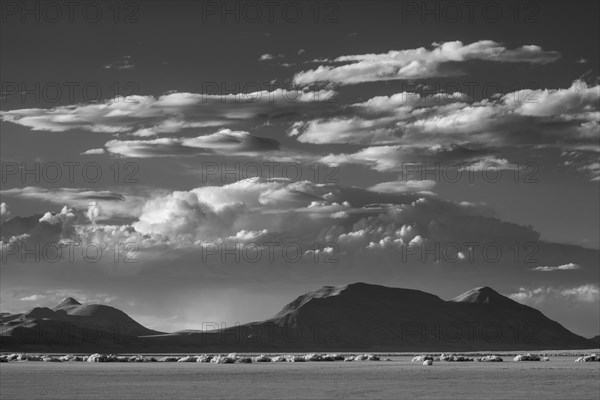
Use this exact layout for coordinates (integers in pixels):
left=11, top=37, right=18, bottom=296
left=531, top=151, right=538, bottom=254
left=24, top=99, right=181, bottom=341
left=53, top=297, right=81, bottom=309
left=273, top=285, right=344, bottom=318
left=450, top=286, right=507, bottom=304
left=274, top=282, right=445, bottom=321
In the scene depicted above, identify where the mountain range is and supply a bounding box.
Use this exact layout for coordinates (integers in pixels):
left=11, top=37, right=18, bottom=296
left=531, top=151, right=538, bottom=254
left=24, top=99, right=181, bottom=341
left=1, top=283, right=597, bottom=352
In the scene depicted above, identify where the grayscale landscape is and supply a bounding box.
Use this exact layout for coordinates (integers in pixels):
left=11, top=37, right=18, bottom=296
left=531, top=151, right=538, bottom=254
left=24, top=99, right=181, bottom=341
left=1, top=1, right=599, bottom=399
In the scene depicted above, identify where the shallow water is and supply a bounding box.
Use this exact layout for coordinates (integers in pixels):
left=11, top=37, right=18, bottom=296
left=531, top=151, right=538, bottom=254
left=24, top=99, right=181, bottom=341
left=1, top=357, right=599, bottom=399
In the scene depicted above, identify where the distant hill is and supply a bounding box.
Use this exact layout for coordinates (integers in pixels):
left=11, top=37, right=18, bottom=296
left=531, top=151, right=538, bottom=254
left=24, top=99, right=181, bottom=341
left=1, top=283, right=595, bottom=352
left=590, top=335, right=600, bottom=347
left=1, top=297, right=162, bottom=352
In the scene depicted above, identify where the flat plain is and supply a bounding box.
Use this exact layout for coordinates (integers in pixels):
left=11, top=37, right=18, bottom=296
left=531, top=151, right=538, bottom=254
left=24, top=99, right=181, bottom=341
left=1, top=356, right=599, bottom=400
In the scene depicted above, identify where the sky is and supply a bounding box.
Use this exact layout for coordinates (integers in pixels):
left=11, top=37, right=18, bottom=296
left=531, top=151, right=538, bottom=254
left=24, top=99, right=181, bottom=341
left=0, top=0, right=599, bottom=338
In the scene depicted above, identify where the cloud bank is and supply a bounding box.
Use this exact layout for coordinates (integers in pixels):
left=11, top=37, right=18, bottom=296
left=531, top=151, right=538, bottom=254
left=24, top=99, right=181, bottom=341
left=294, top=41, right=561, bottom=85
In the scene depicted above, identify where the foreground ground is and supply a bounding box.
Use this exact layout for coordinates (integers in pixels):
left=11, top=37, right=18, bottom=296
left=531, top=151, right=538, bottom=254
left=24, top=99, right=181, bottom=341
left=1, top=356, right=599, bottom=400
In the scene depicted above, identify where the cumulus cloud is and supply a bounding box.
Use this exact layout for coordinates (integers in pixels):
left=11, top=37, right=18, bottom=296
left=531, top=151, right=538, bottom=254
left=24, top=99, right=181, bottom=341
left=582, top=162, right=600, bottom=181
left=532, top=263, right=582, bottom=272
left=0, top=202, right=10, bottom=223
left=330, top=197, right=538, bottom=257
left=100, top=129, right=280, bottom=158
left=291, top=80, right=599, bottom=150
left=294, top=40, right=561, bottom=85
left=510, top=285, right=600, bottom=305
left=0, top=88, right=337, bottom=136
left=3, top=177, right=594, bottom=306
left=123, top=178, right=367, bottom=246
left=512, top=80, right=599, bottom=118
left=367, top=180, right=436, bottom=193
left=0, top=187, right=143, bottom=219
left=0, top=205, right=81, bottom=249
left=82, top=148, right=106, bottom=155
left=1, top=187, right=125, bottom=203
left=259, top=54, right=275, bottom=61
left=229, top=229, right=270, bottom=242
left=295, top=80, right=599, bottom=176
left=259, top=53, right=284, bottom=61
left=86, top=202, right=101, bottom=224
left=0, top=204, right=157, bottom=264
left=20, top=294, right=46, bottom=301
left=0, top=181, right=445, bottom=255
left=124, top=178, right=539, bottom=255
left=131, top=178, right=335, bottom=245
left=561, top=285, right=600, bottom=303
left=561, top=147, right=600, bottom=181
left=321, top=144, right=498, bottom=172
left=38, top=206, right=77, bottom=226
left=103, top=55, right=135, bottom=70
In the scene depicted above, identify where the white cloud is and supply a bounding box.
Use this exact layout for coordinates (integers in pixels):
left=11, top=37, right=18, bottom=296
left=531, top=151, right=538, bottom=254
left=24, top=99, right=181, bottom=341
left=299, top=80, right=599, bottom=177
left=1, top=205, right=82, bottom=248
left=258, top=53, right=284, bottom=61
left=131, top=178, right=333, bottom=245
left=321, top=144, right=497, bottom=172
left=510, top=284, right=600, bottom=305
left=20, top=294, right=46, bottom=301
left=101, top=129, right=280, bottom=158
left=368, top=180, right=436, bottom=193
left=86, top=202, right=101, bottom=224
left=229, top=229, right=269, bottom=242
left=118, top=176, right=541, bottom=257
left=0, top=202, right=10, bottom=222
left=532, top=263, right=582, bottom=272
left=259, top=54, right=275, bottom=61
left=561, top=285, right=600, bottom=303
left=0, top=187, right=143, bottom=219
left=104, top=55, right=135, bottom=70
left=512, top=79, right=599, bottom=118
left=81, top=148, right=105, bottom=155
left=292, top=80, right=599, bottom=150
left=294, top=40, right=560, bottom=85
left=39, top=205, right=75, bottom=224
left=0, top=89, right=336, bottom=135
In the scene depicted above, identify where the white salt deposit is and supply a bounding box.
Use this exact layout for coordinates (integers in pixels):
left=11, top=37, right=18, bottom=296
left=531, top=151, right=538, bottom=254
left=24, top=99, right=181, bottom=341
left=514, top=354, right=541, bottom=361
left=478, top=355, right=503, bottom=362
left=575, top=354, right=600, bottom=362
left=412, top=355, right=434, bottom=362
left=210, top=355, right=236, bottom=364
left=177, top=356, right=196, bottom=362
left=438, top=354, right=474, bottom=362
left=304, top=353, right=322, bottom=361
left=158, top=356, right=180, bottom=362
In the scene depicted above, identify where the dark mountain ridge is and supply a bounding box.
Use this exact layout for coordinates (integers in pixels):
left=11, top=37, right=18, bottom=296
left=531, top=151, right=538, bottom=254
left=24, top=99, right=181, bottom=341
left=1, top=283, right=596, bottom=352
left=1, top=297, right=162, bottom=352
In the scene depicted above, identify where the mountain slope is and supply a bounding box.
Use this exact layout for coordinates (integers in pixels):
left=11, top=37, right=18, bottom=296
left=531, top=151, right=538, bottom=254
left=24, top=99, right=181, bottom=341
left=1, top=284, right=595, bottom=352
left=1, top=298, right=162, bottom=351
left=199, top=283, right=594, bottom=351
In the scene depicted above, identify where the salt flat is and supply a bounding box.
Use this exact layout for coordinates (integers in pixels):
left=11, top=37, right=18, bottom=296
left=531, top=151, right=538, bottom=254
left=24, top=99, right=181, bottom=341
left=1, top=357, right=599, bottom=400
